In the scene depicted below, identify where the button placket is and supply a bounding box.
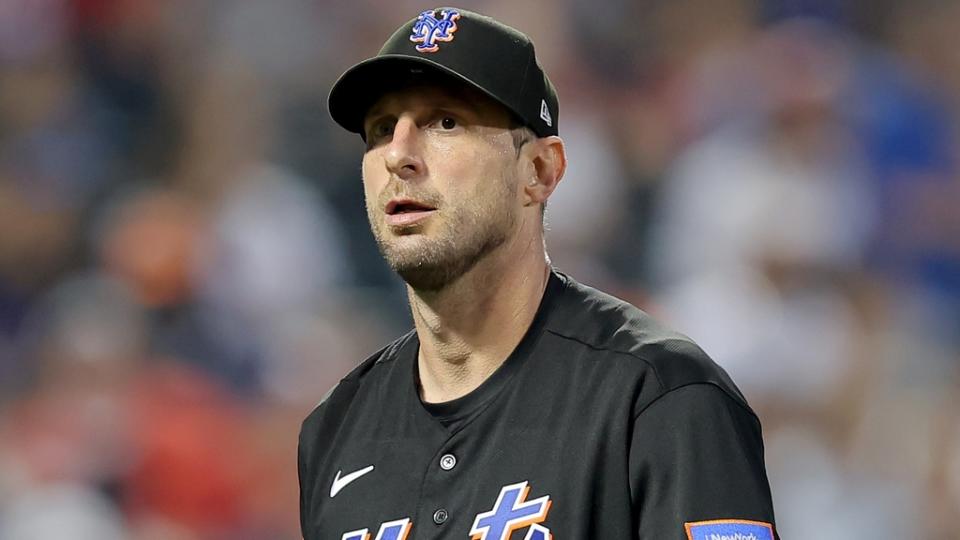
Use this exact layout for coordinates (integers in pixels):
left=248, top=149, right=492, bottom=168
left=423, top=441, right=458, bottom=530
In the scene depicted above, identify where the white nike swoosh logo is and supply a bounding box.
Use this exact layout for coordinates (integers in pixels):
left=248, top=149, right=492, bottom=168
left=330, top=465, right=375, bottom=498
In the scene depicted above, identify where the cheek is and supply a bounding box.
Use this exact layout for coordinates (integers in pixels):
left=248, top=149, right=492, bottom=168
left=476, top=149, right=519, bottom=201
left=361, top=154, right=387, bottom=203
left=442, top=144, right=513, bottom=197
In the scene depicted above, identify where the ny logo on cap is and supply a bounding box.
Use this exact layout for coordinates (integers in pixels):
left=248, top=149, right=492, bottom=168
left=410, top=9, right=461, bottom=53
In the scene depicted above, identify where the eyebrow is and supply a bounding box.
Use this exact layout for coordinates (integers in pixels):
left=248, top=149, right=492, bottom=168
left=364, top=103, right=389, bottom=122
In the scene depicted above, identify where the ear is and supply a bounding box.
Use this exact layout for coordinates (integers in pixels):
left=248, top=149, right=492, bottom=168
left=522, top=136, right=566, bottom=207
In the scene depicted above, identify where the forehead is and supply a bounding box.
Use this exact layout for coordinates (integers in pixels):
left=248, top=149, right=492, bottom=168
left=363, top=76, right=515, bottom=125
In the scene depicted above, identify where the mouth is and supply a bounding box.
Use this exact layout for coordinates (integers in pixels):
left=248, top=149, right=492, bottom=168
left=384, top=198, right=437, bottom=227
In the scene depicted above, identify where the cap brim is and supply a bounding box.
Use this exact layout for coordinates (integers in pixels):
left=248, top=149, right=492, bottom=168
left=327, top=54, right=514, bottom=139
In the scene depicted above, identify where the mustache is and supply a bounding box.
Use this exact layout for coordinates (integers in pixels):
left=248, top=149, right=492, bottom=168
left=377, top=182, right=444, bottom=209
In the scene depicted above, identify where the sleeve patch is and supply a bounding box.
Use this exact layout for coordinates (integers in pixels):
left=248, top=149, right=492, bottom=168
left=684, top=519, right=774, bottom=540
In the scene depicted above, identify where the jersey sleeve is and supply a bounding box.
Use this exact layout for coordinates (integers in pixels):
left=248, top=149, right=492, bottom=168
left=629, top=383, right=778, bottom=539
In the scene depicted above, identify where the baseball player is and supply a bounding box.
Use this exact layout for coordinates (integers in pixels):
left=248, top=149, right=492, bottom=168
left=299, top=7, right=778, bottom=540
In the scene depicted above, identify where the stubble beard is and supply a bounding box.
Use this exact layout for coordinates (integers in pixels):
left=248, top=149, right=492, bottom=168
left=367, top=178, right=516, bottom=292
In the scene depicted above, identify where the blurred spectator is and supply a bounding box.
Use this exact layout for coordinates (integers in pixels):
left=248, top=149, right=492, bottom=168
left=651, top=21, right=875, bottom=403
left=646, top=20, right=928, bottom=538
left=0, top=0, right=116, bottom=393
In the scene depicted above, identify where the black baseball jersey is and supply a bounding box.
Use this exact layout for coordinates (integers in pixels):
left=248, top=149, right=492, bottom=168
left=299, top=270, right=777, bottom=539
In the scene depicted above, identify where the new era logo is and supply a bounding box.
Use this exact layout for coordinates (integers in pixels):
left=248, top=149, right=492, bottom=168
left=540, top=100, right=552, bottom=127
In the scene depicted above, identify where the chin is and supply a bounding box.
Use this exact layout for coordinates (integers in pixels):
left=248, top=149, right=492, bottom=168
left=382, top=242, right=472, bottom=292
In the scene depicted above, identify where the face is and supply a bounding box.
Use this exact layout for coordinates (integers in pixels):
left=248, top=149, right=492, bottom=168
left=361, top=81, right=524, bottom=292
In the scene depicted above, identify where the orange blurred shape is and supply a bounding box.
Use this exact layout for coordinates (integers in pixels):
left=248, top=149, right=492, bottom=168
left=101, top=191, right=206, bottom=307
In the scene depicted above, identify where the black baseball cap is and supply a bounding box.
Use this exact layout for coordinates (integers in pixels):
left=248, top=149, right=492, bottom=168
left=328, top=7, right=559, bottom=140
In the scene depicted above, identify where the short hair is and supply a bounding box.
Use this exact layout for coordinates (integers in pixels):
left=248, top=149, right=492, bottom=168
left=511, top=124, right=535, bottom=154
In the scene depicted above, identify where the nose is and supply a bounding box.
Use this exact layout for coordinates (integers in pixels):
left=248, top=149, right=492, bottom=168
left=384, top=116, right=426, bottom=180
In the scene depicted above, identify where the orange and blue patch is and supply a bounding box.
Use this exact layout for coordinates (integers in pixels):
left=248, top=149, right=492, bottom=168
left=684, top=519, right=774, bottom=540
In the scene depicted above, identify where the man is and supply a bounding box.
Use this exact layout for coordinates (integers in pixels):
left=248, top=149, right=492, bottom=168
left=299, top=7, right=778, bottom=540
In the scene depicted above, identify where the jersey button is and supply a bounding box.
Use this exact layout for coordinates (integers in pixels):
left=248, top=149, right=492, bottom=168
left=433, top=508, right=449, bottom=525
left=439, top=453, right=457, bottom=471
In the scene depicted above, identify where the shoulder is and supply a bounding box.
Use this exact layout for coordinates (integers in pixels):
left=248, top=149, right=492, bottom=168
left=546, top=271, right=751, bottom=414
left=299, top=329, right=415, bottom=438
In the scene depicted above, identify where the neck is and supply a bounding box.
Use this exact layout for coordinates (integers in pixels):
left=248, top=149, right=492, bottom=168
left=409, top=231, right=550, bottom=404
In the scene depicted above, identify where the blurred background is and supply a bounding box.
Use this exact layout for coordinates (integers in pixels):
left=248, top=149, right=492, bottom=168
left=0, top=0, right=958, bottom=538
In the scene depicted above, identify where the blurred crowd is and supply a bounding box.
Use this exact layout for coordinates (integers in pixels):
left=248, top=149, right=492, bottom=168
left=0, top=0, right=959, bottom=538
